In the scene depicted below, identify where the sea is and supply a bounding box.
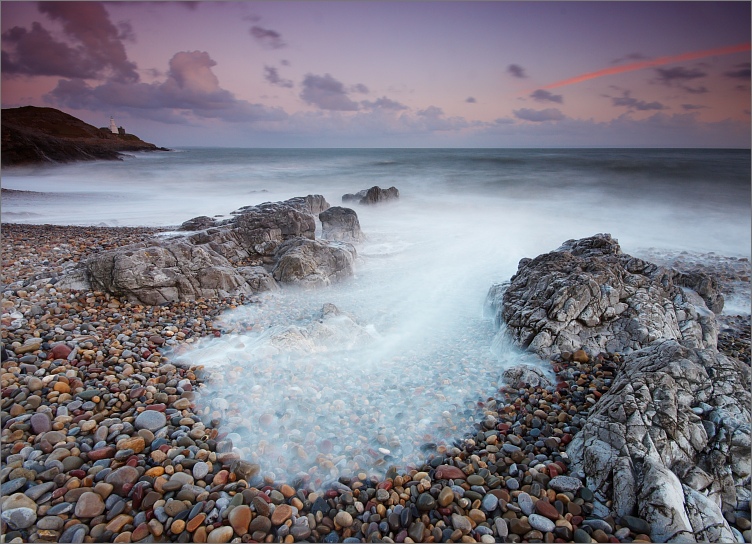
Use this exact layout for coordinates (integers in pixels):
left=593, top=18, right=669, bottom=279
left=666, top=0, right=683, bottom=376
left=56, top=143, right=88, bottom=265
left=3, top=148, right=750, bottom=485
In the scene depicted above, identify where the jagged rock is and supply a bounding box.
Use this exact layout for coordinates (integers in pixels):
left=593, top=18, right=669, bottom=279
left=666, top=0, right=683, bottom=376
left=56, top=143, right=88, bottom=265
left=320, top=206, right=364, bottom=243
left=486, top=233, right=720, bottom=358
left=178, top=216, right=216, bottom=231
left=501, top=365, right=552, bottom=389
left=359, top=185, right=399, bottom=205
left=272, top=237, right=356, bottom=288
left=342, top=189, right=367, bottom=203
left=80, top=195, right=344, bottom=304
left=86, top=239, right=264, bottom=305
left=488, top=234, right=751, bottom=544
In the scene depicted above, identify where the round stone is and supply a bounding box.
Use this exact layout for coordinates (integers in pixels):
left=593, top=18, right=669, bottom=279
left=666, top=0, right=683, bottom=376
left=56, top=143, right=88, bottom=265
left=416, top=493, right=436, bottom=511
left=229, top=505, right=251, bottom=536
left=207, top=525, right=234, bottom=543
left=30, top=413, right=52, bottom=434
left=622, top=515, right=651, bottom=535
left=134, top=410, right=167, bottom=432
left=1, top=507, right=37, bottom=529
left=192, top=461, right=209, bottom=480
left=74, top=492, right=105, bottom=518
left=528, top=513, right=556, bottom=533
left=335, top=511, right=354, bottom=528
left=517, top=492, right=534, bottom=516
left=271, top=504, right=292, bottom=525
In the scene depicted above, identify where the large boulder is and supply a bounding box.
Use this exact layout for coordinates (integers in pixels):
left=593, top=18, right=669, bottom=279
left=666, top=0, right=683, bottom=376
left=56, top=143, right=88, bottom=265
left=486, top=234, right=751, bottom=543
left=272, top=238, right=356, bottom=288
left=359, top=185, right=399, bottom=205
left=178, top=216, right=216, bottom=231
left=81, top=195, right=357, bottom=304
left=319, top=206, right=364, bottom=243
left=486, top=233, right=719, bottom=358
left=342, top=186, right=399, bottom=205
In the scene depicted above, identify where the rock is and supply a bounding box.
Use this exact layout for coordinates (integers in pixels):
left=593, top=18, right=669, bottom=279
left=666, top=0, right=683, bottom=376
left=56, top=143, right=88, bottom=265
left=534, top=500, right=561, bottom=521
left=342, top=189, right=367, bottom=203
left=528, top=514, right=556, bottom=533
left=501, top=365, right=552, bottom=389
left=229, top=505, right=251, bottom=536
left=451, top=514, right=472, bottom=535
left=74, top=491, right=106, bottom=518
left=358, top=186, right=399, bottom=205
left=49, top=343, right=72, bottom=359
left=272, top=237, right=356, bottom=287
left=435, top=465, right=466, bottom=480
left=30, top=412, right=52, bottom=434
left=487, top=233, right=720, bottom=358
left=488, top=235, right=751, bottom=544
left=81, top=195, right=326, bottom=303
left=335, top=511, right=354, bottom=528
left=207, top=525, right=234, bottom=543
left=438, top=486, right=455, bottom=507
left=271, top=504, right=293, bottom=525
left=179, top=216, right=216, bottom=231
left=105, top=466, right=140, bottom=496
left=320, top=206, right=364, bottom=243
left=229, top=459, right=259, bottom=481
left=621, top=515, right=651, bottom=535
left=134, top=410, right=167, bottom=432
left=416, top=493, right=436, bottom=511
left=0, top=507, right=37, bottom=530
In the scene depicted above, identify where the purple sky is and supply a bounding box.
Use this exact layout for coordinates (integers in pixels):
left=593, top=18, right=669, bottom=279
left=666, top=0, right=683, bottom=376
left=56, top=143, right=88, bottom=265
left=2, top=1, right=750, bottom=147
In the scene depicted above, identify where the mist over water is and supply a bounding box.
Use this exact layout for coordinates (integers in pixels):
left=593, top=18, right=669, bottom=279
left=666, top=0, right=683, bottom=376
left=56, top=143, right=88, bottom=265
left=5, top=148, right=750, bottom=486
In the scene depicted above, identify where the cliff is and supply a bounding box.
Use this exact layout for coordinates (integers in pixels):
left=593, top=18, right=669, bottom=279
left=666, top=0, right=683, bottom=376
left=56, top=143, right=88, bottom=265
left=1, top=106, right=169, bottom=167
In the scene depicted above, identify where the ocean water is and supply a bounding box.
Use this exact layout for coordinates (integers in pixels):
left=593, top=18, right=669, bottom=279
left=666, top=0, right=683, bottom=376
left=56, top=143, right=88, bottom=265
left=4, top=148, right=750, bottom=485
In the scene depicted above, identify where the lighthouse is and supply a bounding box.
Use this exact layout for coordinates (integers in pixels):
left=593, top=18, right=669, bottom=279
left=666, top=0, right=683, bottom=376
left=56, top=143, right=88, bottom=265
left=109, top=116, right=118, bottom=134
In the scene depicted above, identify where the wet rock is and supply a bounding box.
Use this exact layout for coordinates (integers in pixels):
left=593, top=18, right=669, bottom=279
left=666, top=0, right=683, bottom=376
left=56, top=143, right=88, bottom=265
left=320, top=206, right=364, bottom=243
left=358, top=186, right=400, bottom=205
left=272, top=237, right=356, bottom=287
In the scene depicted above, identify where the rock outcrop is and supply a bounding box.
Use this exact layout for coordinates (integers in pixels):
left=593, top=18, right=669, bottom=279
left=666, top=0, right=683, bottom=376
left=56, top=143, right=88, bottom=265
left=1, top=106, right=168, bottom=166
left=342, top=186, right=399, bottom=205
left=487, top=234, right=751, bottom=543
left=80, top=196, right=358, bottom=304
left=319, top=206, right=364, bottom=242
left=486, top=234, right=721, bottom=358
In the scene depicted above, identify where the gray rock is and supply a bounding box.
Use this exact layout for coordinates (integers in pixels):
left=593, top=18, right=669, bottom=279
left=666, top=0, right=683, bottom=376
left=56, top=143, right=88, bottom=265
left=528, top=514, right=556, bottom=533
left=272, top=238, right=356, bottom=287
left=359, top=186, right=399, bottom=205
left=501, top=365, right=552, bottom=389
left=1, top=507, right=37, bottom=529
left=548, top=476, right=582, bottom=494
left=134, top=410, right=167, bottom=432
left=320, top=206, right=364, bottom=243
left=178, top=215, right=216, bottom=231
left=80, top=195, right=327, bottom=304
left=342, top=189, right=367, bottom=203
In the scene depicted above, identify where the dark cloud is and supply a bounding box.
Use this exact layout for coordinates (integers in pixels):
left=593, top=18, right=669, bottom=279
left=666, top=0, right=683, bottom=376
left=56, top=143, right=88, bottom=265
left=529, top=89, right=563, bottom=104
left=350, top=83, right=369, bottom=94
left=37, top=1, right=139, bottom=82
left=280, top=59, right=290, bottom=66
left=611, top=91, right=666, bottom=111
left=250, top=26, right=286, bottom=50
left=2, top=22, right=97, bottom=79
left=724, top=62, right=751, bottom=79
left=682, top=85, right=708, bottom=94
left=681, top=104, right=708, bottom=111
left=300, top=73, right=360, bottom=111
left=513, top=108, right=565, bottom=122
left=611, top=52, right=648, bottom=65
left=507, top=64, right=527, bottom=78
left=361, top=97, right=408, bottom=111
left=654, top=66, right=706, bottom=85
left=465, top=97, right=476, bottom=103
left=264, top=65, right=293, bottom=88
left=47, top=50, right=287, bottom=124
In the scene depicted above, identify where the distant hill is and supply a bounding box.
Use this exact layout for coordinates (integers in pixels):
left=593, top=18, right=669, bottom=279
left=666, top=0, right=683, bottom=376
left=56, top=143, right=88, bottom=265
left=1, top=106, right=169, bottom=166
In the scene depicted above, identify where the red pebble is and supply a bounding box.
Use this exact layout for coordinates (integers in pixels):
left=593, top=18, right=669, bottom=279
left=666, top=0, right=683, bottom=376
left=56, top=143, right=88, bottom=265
left=256, top=492, right=271, bottom=503
left=438, top=507, right=452, bottom=516
left=126, top=456, right=139, bottom=466
left=572, top=516, right=584, bottom=526
left=548, top=465, right=559, bottom=478
left=69, top=470, right=86, bottom=479
left=325, top=489, right=339, bottom=499
left=145, top=404, right=166, bottom=412
left=52, top=487, right=67, bottom=499
left=608, top=538, right=620, bottom=543
left=49, top=344, right=72, bottom=359
left=122, top=483, right=133, bottom=496
left=377, top=481, right=393, bottom=491
left=561, top=434, right=573, bottom=445
left=158, top=444, right=171, bottom=453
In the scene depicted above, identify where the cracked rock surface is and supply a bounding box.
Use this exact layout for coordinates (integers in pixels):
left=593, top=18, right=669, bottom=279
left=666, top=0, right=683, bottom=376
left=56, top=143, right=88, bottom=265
left=76, top=195, right=360, bottom=304
left=487, top=234, right=751, bottom=543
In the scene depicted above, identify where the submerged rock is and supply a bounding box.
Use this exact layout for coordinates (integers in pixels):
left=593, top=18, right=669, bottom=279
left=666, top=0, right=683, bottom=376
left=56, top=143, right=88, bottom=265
left=342, top=186, right=400, bottom=205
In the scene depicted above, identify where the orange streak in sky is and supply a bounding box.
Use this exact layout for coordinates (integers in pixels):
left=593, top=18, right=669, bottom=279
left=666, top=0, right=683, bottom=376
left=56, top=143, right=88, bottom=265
left=542, top=42, right=751, bottom=89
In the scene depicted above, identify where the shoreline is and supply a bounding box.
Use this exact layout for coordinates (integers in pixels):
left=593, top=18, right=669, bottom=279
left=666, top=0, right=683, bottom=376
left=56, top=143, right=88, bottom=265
left=2, top=223, right=750, bottom=543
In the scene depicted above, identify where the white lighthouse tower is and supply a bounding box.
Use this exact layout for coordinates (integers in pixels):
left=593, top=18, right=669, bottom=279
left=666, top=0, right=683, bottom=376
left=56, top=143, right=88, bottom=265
left=109, top=116, right=118, bottom=134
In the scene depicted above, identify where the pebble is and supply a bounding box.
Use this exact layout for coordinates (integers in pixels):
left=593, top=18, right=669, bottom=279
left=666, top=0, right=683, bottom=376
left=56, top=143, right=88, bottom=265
left=528, top=513, right=556, bottom=532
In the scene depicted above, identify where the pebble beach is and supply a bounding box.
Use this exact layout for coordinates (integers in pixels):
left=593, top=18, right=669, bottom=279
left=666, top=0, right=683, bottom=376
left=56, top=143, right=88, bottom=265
left=2, top=223, right=750, bottom=544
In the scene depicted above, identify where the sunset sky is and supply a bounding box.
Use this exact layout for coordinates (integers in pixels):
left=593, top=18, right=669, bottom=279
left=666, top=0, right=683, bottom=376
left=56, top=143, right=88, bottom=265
left=2, top=1, right=750, bottom=147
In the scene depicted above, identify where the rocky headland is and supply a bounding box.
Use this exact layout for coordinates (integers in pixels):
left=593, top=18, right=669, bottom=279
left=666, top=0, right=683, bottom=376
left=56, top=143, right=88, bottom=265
left=1, top=106, right=169, bottom=167
left=1, top=197, right=750, bottom=544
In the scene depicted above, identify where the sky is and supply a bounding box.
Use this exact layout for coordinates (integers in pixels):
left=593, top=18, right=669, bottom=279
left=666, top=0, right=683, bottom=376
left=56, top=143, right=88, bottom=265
left=1, top=1, right=750, bottom=148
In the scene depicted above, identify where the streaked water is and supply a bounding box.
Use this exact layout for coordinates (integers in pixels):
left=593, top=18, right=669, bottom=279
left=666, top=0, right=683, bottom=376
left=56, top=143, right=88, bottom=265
left=4, top=148, right=749, bottom=485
